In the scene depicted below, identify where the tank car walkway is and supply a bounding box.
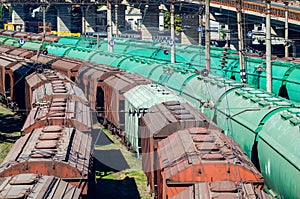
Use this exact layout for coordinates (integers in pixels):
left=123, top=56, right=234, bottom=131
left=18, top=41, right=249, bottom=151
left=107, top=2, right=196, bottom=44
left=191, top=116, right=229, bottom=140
left=92, top=124, right=151, bottom=199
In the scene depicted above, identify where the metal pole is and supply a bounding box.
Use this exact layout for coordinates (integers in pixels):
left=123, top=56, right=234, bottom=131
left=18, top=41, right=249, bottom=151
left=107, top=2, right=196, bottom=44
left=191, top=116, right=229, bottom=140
left=199, top=13, right=202, bottom=45
left=97, top=33, right=100, bottom=49
left=170, top=2, right=175, bottom=64
left=42, top=5, right=46, bottom=35
left=266, top=0, right=272, bottom=93
left=107, top=0, right=113, bottom=52
left=237, top=0, right=246, bottom=83
left=284, top=1, right=289, bottom=58
left=205, top=0, right=211, bottom=71
left=115, top=4, right=118, bottom=37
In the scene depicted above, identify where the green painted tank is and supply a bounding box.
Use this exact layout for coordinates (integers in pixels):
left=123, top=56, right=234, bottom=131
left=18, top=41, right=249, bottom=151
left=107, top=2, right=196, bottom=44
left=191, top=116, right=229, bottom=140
left=3, top=38, right=19, bottom=47
left=181, top=74, right=244, bottom=120
left=123, top=84, right=185, bottom=157
left=215, top=87, right=293, bottom=159
left=284, top=66, right=300, bottom=102
left=0, top=36, right=10, bottom=44
left=46, top=44, right=73, bottom=56
left=258, top=108, right=300, bottom=199
left=64, top=47, right=95, bottom=60
left=88, top=51, right=129, bottom=67
left=158, top=66, right=198, bottom=94
left=21, top=41, right=48, bottom=51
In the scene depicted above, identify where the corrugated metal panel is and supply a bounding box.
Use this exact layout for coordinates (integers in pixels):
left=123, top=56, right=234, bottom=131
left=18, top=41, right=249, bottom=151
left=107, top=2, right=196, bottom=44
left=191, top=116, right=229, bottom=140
left=0, top=174, right=82, bottom=199
left=124, top=84, right=184, bottom=108
left=30, top=54, right=59, bottom=65
left=76, top=64, right=121, bottom=110
left=0, top=45, right=15, bottom=53
left=0, top=127, right=91, bottom=179
left=157, top=127, right=263, bottom=186
left=169, top=182, right=273, bottom=199
left=52, top=59, right=81, bottom=72
left=124, top=84, right=186, bottom=157
left=257, top=108, right=300, bottom=199
left=102, top=72, right=151, bottom=130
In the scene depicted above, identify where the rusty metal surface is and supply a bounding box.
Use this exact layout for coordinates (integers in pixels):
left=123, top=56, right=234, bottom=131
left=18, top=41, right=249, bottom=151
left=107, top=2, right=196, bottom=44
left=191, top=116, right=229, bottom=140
left=1, top=30, right=15, bottom=37
left=0, top=126, right=92, bottom=179
left=156, top=127, right=264, bottom=199
left=22, top=98, right=91, bottom=134
left=12, top=32, right=29, bottom=38
left=0, top=174, right=81, bottom=198
left=25, top=70, right=74, bottom=111
left=28, top=71, right=88, bottom=109
left=0, top=45, right=15, bottom=53
left=140, top=101, right=221, bottom=191
left=102, top=72, right=152, bottom=130
left=76, top=64, right=121, bottom=110
left=169, top=182, right=274, bottom=199
left=51, top=59, right=82, bottom=79
left=8, top=48, right=35, bottom=58
left=30, top=54, right=59, bottom=65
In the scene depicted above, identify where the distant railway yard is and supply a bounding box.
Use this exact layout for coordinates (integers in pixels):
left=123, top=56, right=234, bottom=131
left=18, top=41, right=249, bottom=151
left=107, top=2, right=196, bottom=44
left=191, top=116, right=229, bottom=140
left=0, top=30, right=299, bottom=198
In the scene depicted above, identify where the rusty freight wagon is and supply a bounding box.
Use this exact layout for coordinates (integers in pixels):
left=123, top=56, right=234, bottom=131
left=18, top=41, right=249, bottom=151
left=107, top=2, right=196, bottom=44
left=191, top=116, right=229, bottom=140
left=7, top=47, right=35, bottom=58
left=24, top=70, right=81, bottom=110
left=28, top=70, right=88, bottom=108
left=21, top=97, right=92, bottom=134
left=102, top=72, right=152, bottom=134
left=156, top=127, right=264, bottom=199
left=0, top=174, right=82, bottom=199
left=0, top=56, right=35, bottom=109
left=140, top=101, right=221, bottom=192
left=0, top=126, right=92, bottom=195
left=170, top=181, right=274, bottom=199
left=76, top=63, right=121, bottom=114
left=51, top=58, right=83, bottom=81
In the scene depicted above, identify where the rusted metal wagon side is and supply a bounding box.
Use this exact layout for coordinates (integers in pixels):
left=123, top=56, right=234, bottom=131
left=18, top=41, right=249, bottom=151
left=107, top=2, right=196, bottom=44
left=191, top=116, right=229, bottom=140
left=8, top=48, right=35, bottom=59
left=51, top=58, right=83, bottom=81
left=29, top=73, right=88, bottom=107
left=0, top=126, right=92, bottom=195
left=30, top=54, right=59, bottom=66
left=0, top=56, right=35, bottom=109
left=102, top=72, right=152, bottom=133
left=25, top=70, right=74, bottom=111
left=156, top=127, right=264, bottom=199
left=0, top=45, right=16, bottom=54
left=140, top=101, right=221, bottom=192
left=76, top=64, right=121, bottom=114
left=0, top=174, right=82, bottom=199
left=170, top=181, right=274, bottom=199
left=22, top=97, right=92, bottom=134
left=0, top=55, right=18, bottom=99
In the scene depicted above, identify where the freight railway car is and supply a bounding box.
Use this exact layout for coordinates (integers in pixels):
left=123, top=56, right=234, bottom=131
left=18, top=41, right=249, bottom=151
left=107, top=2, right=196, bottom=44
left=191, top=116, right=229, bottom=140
left=140, top=101, right=221, bottom=192
left=156, top=127, right=265, bottom=199
left=123, top=84, right=185, bottom=157
left=0, top=125, right=92, bottom=195
left=0, top=67, right=93, bottom=197
left=101, top=72, right=152, bottom=139
left=76, top=63, right=121, bottom=112
left=3, top=31, right=300, bottom=104
left=0, top=174, right=82, bottom=199
left=23, top=70, right=92, bottom=134
left=74, top=62, right=273, bottom=198
left=170, top=181, right=274, bottom=199
left=0, top=55, right=37, bottom=109
left=41, top=40, right=300, bottom=104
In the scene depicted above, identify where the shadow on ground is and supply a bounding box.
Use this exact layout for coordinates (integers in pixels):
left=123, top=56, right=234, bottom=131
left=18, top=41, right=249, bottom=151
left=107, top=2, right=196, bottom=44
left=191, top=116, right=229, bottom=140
left=94, top=177, right=140, bottom=199
left=91, top=150, right=140, bottom=198
left=0, top=113, right=23, bottom=141
left=91, top=129, right=113, bottom=146
left=94, top=149, right=130, bottom=174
